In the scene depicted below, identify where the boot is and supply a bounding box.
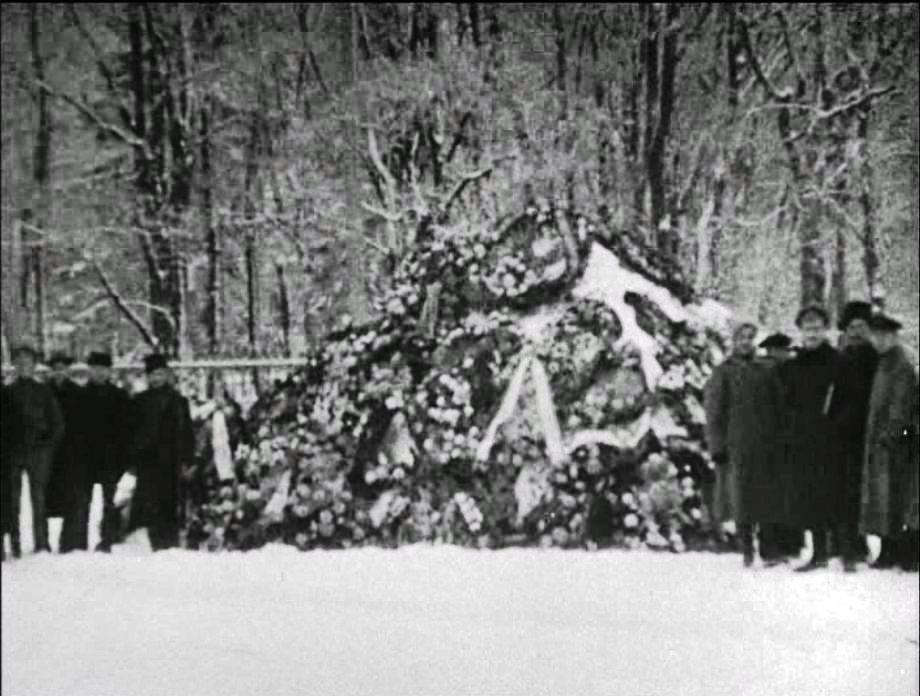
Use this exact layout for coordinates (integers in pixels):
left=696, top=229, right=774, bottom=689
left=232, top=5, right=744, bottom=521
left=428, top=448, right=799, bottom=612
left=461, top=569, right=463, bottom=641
left=10, top=530, right=21, bottom=559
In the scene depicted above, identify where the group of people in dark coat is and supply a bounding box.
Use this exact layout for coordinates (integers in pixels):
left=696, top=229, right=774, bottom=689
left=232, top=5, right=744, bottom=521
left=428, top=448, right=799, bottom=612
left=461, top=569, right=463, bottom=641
left=705, top=301, right=920, bottom=572
left=2, top=347, right=193, bottom=560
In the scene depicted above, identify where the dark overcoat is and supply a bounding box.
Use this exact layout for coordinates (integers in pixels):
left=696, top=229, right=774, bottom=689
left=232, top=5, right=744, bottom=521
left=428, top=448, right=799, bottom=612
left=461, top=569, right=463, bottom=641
left=859, top=345, right=920, bottom=537
left=782, top=342, right=841, bottom=528
left=81, top=381, right=132, bottom=484
left=826, top=342, right=878, bottom=522
left=704, top=354, right=786, bottom=524
left=128, top=384, right=194, bottom=541
left=1, top=384, right=20, bottom=531
left=47, top=379, right=85, bottom=516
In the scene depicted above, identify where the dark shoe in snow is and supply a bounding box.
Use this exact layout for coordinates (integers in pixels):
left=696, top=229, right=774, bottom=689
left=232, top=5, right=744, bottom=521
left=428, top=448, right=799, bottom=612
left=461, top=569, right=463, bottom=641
left=95, top=542, right=112, bottom=553
left=743, top=550, right=755, bottom=568
left=843, top=559, right=858, bottom=573
left=763, top=557, right=788, bottom=568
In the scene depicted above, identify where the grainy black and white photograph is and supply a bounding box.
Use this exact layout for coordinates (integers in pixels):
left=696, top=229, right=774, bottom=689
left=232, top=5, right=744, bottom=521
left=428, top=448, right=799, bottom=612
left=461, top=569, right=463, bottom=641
left=1, top=3, right=918, bottom=695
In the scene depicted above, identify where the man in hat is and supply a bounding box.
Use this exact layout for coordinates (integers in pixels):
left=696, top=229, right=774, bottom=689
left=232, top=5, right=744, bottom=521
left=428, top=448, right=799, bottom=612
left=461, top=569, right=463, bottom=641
left=5, top=343, right=64, bottom=555
left=860, top=312, right=919, bottom=571
left=756, top=332, right=800, bottom=562
left=784, top=305, right=843, bottom=571
left=128, top=353, right=194, bottom=550
left=1, top=382, right=22, bottom=560
left=825, top=301, right=878, bottom=571
left=759, top=333, right=794, bottom=364
left=61, top=351, right=132, bottom=552
left=705, top=322, right=786, bottom=567
left=46, top=351, right=86, bottom=547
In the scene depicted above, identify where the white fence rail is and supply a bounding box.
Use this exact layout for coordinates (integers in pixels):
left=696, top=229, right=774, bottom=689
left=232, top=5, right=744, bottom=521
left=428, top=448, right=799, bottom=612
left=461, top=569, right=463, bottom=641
left=2, top=358, right=309, bottom=415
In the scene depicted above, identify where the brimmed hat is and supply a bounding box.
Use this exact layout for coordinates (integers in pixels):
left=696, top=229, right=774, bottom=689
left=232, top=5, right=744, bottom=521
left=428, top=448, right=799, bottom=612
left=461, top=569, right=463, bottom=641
left=48, top=351, right=74, bottom=367
left=69, top=361, right=90, bottom=373
left=837, top=301, right=873, bottom=330
left=867, top=312, right=903, bottom=332
left=143, top=353, right=169, bottom=374
left=11, top=343, right=40, bottom=360
left=795, top=305, right=829, bottom=328
left=759, top=333, right=793, bottom=349
left=87, top=351, right=113, bottom=368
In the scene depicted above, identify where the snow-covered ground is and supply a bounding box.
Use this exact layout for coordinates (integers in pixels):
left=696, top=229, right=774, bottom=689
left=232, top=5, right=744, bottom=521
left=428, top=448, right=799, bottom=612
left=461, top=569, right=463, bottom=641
left=2, top=479, right=918, bottom=696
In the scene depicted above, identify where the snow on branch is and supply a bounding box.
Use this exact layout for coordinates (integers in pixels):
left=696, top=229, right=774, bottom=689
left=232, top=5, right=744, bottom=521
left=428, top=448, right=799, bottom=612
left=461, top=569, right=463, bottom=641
left=38, top=80, right=152, bottom=160
left=92, top=262, right=159, bottom=348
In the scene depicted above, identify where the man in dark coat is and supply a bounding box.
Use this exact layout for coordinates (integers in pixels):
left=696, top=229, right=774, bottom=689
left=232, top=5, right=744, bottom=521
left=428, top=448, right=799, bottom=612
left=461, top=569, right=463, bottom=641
left=757, top=332, right=802, bottom=561
left=1, top=383, right=22, bottom=561
left=128, top=354, right=194, bottom=550
left=784, top=305, right=842, bottom=572
left=61, top=351, right=132, bottom=552
left=5, top=344, right=65, bottom=555
left=860, top=312, right=919, bottom=571
left=46, top=352, right=85, bottom=533
left=826, top=301, right=878, bottom=571
left=759, top=333, right=794, bottom=363
left=704, top=322, right=786, bottom=567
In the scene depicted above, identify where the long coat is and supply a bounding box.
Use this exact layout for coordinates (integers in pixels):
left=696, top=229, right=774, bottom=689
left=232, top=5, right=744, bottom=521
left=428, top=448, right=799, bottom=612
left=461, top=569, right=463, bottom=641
left=81, top=381, right=132, bottom=484
left=826, top=342, right=878, bottom=522
left=128, top=384, right=194, bottom=538
left=704, top=354, right=786, bottom=524
left=859, top=345, right=920, bottom=537
left=1, top=384, right=20, bottom=531
left=782, top=342, right=841, bottom=528
left=48, top=379, right=85, bottom=517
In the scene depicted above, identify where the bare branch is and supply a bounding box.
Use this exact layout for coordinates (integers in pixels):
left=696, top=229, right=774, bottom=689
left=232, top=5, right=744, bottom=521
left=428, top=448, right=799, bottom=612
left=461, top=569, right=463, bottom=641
left=92, top=262, right=159, bottom=348
left=360, top=202, right=402, bottom=222
left=813, top=86, right=897, bottom=122
left=442, top=167, right=495, bottom=216
left=38, top=80, right=152, bottom=160
left=367, top=127, right=398, bottom=205
left=737, top=15, right=787, bottom=102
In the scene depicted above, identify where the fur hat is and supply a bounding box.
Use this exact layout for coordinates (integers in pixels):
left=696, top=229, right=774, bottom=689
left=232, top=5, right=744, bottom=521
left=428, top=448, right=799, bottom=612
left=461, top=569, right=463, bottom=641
left=867, top=312, right=903, bottom=332
left=759, top=333, right=792, bottom=349
left=794, top=305, right=829, bottom=328
left=11, top=343, right=40, bottom=360
left=143, top=353, right=169, bottom=374
left=837, top=301, right=873, bottom=330
left=87, top=351, right=113, bottom=368
left=48, top=351, right=74, bottom=367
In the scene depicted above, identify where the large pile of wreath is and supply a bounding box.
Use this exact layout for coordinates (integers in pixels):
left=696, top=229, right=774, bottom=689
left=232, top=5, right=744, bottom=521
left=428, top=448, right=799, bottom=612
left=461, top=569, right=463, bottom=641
left=183, top=200, right=732, bottom=553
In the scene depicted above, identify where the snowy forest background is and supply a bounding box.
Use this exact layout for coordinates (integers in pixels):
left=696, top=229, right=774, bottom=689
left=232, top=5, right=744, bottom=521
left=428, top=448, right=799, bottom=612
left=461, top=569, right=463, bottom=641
left=1, top=3, right=918, bottom=361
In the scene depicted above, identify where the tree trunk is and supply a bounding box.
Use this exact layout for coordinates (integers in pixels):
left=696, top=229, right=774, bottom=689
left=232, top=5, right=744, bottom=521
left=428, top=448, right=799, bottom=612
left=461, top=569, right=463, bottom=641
left=798, top=200, right=826, bottom=308
left=201, top=96, right=222, bottom=356
left=648, top=4, right=679, bottom=260
left=275, top=262, right=292, bottom=357
left=29, top=4, right=50, bottom=356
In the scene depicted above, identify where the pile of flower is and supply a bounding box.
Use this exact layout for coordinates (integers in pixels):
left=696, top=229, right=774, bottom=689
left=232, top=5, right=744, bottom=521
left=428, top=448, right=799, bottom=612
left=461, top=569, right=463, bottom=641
left=182, top=199, right=732, bottom=553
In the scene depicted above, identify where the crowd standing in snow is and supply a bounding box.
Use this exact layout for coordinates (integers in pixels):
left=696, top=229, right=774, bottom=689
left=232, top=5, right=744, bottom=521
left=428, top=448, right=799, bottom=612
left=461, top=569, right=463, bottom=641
left=704, top=301, right=919, bottom=572
left=2, top=350, right=194, bottom=559
left=1, top=200, right=918, bottom=572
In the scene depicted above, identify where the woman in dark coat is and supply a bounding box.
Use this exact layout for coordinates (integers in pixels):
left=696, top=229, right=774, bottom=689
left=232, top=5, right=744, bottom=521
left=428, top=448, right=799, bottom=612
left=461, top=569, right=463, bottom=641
left=784, top=306, right=841, bottom=571
left=128, top=354, right=194, bottom=551
left=704, top=322, right=786, bottom=566
left=860, top=313, right=920, bottom=571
